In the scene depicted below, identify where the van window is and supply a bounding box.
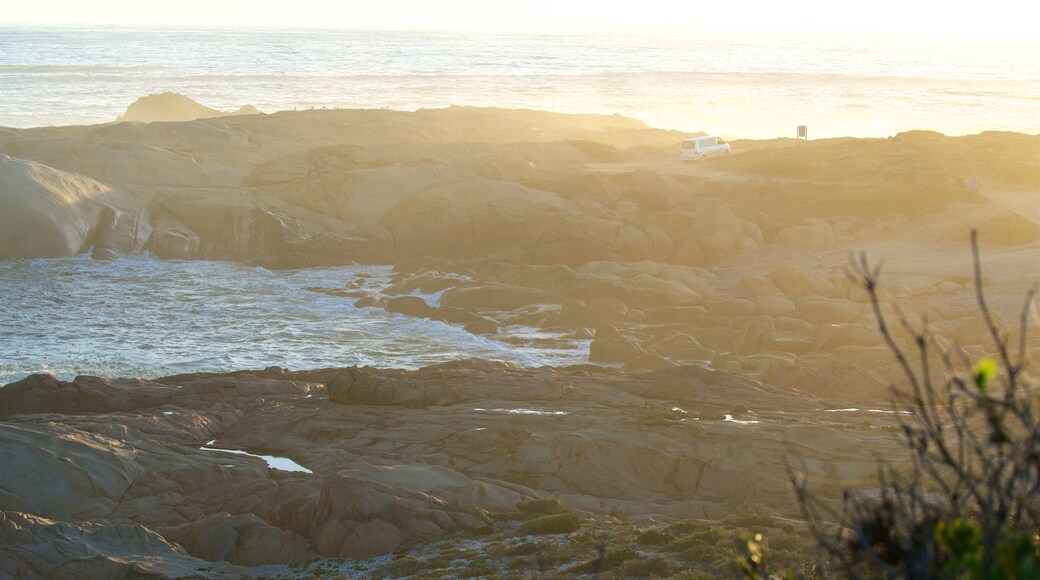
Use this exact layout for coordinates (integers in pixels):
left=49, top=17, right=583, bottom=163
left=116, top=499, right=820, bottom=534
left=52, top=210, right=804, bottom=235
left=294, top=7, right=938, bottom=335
left=698, top=138, right=714, bottom=147
left=681, top=141, right=695, bottom=149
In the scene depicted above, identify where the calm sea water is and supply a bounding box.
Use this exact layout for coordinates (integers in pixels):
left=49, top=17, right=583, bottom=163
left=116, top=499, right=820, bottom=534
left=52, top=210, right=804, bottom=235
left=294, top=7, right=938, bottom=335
left=0, top=257, right=588, bottom=384
left=1, top=26, right=1037, bottom=137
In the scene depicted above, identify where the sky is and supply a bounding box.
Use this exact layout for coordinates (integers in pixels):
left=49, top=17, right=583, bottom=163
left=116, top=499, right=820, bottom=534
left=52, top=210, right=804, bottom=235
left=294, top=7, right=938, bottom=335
left=2, top=0, right=1036, bottom=40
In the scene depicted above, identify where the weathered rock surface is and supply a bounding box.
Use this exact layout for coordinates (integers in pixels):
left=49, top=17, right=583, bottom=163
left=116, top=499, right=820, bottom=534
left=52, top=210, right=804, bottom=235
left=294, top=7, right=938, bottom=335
left=0, top=361, right=912, bottom=577
left=0, top=155, right=142, bottom=260
left=0, top=511, right=251, bottom=579
left=3, top=105, right=1033, bottom=267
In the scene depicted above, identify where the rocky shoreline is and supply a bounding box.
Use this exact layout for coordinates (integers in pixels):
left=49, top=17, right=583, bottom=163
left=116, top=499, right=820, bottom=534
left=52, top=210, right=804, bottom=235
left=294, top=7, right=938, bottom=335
left=1, top=102, right=1037, bottom=577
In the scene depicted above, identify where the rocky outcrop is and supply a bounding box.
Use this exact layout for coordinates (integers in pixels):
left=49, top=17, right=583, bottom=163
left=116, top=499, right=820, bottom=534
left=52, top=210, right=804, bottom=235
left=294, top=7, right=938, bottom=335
left=2, top=107, right=1035, bottom=268
left=0, top=511, right=251, bottom=579
left=0, top=372, right=316, bottom=416
left=0, top=155, right=127, bottom=260
left=120, top=92, right=259, bottom=123
left=311, top=474, right=487, bottom=558
left=0, top=422, right=141, bottom=520
left=0, top=361, right=910, bottom=576
left=161, top=513, right=308, bottom=566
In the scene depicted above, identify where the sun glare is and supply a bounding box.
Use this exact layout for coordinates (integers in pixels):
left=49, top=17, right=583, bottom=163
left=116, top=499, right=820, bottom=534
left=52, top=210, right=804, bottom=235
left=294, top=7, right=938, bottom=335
left=3, top=0, right=1037, bottom=41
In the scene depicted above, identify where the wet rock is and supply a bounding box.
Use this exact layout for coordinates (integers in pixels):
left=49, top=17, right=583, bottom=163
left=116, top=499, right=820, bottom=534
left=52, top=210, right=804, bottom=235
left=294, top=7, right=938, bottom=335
left=385, top=295, right=432, bottom=318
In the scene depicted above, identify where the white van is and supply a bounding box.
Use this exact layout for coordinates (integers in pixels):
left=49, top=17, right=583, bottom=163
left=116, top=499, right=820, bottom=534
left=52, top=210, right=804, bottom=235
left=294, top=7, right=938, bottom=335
left=680, top=136, right=730, bottom=162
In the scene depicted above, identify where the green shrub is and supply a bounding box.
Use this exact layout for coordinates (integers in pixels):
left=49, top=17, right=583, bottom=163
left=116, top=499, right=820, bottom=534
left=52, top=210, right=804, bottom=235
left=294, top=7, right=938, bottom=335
left=620, top=555, right=678, bottom=578
left=505, top=541, right=542, bottom=556
left=520, top=513, right=581, bottom=535
left=376, top=555, right=424, bottom=577
left=571, top=547, right=640, bottom=573
left=637, top=528, right=675, bottom=546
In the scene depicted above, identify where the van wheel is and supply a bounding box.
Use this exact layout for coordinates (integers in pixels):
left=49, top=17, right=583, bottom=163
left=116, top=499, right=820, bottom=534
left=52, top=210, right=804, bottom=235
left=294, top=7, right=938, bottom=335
left=724, top=150, right=731, bottom=155
left=699, top=155, right=707, bottom=162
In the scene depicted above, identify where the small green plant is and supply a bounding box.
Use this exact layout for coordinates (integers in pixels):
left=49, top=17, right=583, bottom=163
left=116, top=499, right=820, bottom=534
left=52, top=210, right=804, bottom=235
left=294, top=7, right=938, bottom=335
left=738, top=533, right=767, bottom=580
left=376, top=555, right=424, bottom=577
left=504, top=541, right=542, bottom=556
left=519, top=513, right=581, bottom=535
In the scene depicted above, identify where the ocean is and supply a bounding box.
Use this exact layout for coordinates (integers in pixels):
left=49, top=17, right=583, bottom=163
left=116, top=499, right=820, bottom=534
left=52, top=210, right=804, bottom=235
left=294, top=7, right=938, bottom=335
left=1, top=26, right=1038, bottom=138
left=0, top=257, right=589, bottom=384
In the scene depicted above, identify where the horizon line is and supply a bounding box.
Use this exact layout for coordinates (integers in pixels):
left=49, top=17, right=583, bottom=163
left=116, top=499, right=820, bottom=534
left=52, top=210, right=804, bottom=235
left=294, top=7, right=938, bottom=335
left=2, top=21, right=1038, bottom=44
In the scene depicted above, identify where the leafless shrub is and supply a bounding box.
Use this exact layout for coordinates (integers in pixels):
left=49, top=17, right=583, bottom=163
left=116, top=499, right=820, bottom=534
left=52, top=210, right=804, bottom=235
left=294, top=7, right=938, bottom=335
left=788, top=231, right=1039, bottom=578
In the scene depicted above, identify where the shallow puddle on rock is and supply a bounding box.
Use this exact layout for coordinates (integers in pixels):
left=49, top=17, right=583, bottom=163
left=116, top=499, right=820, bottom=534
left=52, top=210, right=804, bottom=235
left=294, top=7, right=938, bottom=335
left=200, top=445, right=313, bottom=473
left=472, top=407, right=569, bottom=416
left=723, top=414, right=762, bottom=425
left=826, top=408, right=911, bottom=415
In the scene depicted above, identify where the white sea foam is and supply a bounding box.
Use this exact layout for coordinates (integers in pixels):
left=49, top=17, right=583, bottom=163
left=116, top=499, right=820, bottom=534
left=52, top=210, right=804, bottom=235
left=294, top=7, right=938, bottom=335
left=0, top=256, right=589, bottom=384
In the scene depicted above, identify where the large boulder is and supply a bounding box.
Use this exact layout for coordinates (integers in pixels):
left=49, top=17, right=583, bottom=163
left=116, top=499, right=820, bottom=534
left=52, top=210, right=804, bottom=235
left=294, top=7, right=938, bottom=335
left=161, top=513, right=309, bottom=566
left=120, top=92, right=259, bottom=123
left=0, top=156, right=115, bottom=259
left=311, top=474, right=486, bottom=558
left=0, top=374, right=166, bottom=416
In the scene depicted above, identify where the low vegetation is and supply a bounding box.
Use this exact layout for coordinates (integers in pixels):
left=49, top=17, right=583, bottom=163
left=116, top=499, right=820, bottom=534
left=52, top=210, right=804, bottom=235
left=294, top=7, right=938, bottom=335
left=520, top=513, right=582, bottom=535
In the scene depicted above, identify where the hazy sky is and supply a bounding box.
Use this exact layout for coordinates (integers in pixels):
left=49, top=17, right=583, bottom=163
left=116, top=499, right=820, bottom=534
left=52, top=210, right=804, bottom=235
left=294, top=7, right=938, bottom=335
left=2, top=0, right=1035, bottom=40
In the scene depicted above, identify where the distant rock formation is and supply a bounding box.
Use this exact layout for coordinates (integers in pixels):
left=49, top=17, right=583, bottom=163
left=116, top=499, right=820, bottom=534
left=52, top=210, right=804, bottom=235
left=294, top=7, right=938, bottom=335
left=119, top=92, right=260, bottom=123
